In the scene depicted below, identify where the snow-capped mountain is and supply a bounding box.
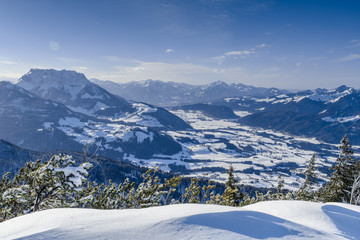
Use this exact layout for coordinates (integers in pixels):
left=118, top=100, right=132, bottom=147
left=91, top=78, right=289, bottom=107
left=0, top=80, right=339, bottom=190
left=0, top=81, right=183, bottom=160
left=2, top=69, right=359, bottom=190
left=17, top=69, right=133, bottom=117
left=0, top=81, right=86, bottom=152
left=17, top=69, right=191, bottom=130
left=212, top=85, right=360, bottom=144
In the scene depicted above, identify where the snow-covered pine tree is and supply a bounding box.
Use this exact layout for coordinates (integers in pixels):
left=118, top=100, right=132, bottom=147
left=201, top=180, right=216, bottom=204
left=350, top=173, right=360, bottom=205
left=163, top=175, right=182, bottom=205
left=275, top=175, right=285, bottom=200
left=221, top=164, right=241, bottom=206
left=322, top=135, right=358, bottom=202
left=183, top=178, right=201, bottom=203
left=297, top=153, right=318, bottom=201
left=134, top=167, right=167, bottom=208
left=2, top=154, right=92, bottom=220
left=1, top=172, right=18, bottom=221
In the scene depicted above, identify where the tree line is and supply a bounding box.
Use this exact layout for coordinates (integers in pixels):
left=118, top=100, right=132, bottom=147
left=1, top=135, right=360, bottom=222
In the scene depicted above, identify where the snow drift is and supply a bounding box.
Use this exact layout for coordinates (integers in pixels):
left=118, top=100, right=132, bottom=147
left=1, top=201, right=359, bottom=240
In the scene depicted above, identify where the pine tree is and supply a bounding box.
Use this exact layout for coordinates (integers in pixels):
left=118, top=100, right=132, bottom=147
left=1, top=154, right=92, bottom=220
left=350, top=173, right=360, bottom=205
left=273, top=175, right=286, bottom=200
left=201, top=180, right=216, bottom=204
left=1, top=172, right=18, bottom=221
left=221, top=164, right=241, bottom=206
left=297, top=153, right=318, bottom=201
left=183, top=178, right=201, bottom=203
left=134, top=167, right=167, bottom=208
left=322, top=135, right=358, bottom=202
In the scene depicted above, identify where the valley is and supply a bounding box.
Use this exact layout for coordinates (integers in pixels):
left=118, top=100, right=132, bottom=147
left=1, top=69, right=360, bottom=192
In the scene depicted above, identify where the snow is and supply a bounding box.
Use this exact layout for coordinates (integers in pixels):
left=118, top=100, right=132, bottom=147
left=322, top=115, right=360, bottom=123
left=59, top=117, right=85, bottom=128
left=43, top=122, right=53, bottom=129
left=122, top=130, right=154, bottom=143
left=159, top=110, right=337, bottom=190
left=109, top=103, right=163, bottom=128
left=234, top=111, right=252, bottom=117
left=17, top=69, right=90, bottom=100
left=1, top=201, right=359, bottom=240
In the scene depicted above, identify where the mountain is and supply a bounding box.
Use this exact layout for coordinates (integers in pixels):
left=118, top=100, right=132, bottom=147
left=91, top=78, right=289, bottom=107
left=3, top=69, right=358, bottom=190
left=17, top=69, right=191, bottom=130
left=2, top=201, right=359, bottom=239
left=0, top=81, right=86, bottom=152
left=211, top=85, right=360, bottom=144
left=0, top=80, right=184, bottom=159
left=17, top=69, right=132, bottom=117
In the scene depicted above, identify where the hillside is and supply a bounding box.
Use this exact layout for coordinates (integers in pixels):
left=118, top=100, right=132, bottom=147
left=212, top=85, right=360, bottom=144
left=1, top=201, right=359, bottom=239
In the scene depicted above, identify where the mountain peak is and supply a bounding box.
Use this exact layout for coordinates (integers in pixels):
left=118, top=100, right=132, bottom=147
left=334, top=85, right=351, bottom=93
left=19, top=69, right=89, bottom=87
left=208, top=80, right=228, bottom=87
left=17, top=69, right=92, bottom=101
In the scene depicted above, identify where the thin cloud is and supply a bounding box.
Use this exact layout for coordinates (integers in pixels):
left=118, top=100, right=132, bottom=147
left=213, top=43, right=269, bottom=63
left=349, top=40, right=360, bottom=47
left=166, top=49, right=175, bottom=53
left=103, top=56, right=122, bottom=62
left=56, top=57, right=84, bottom=64
left=0, top=71, right=22, bottom=80
left=71, top=66, right=89, bottom=73
left=256, top=43, right=269, bottom=49
left=225, top=50, right=255, bottom=56
left=0, top=60, right=17, bottom=65
left=335, top=54, right=360, bottom=62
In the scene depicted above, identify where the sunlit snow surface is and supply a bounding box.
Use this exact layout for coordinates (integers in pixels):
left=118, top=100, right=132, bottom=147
left=1, top=201, right=359, bottom=240
left=126, top=110, right=355, bottom=190
left=50, top=108, right=359, bottom=190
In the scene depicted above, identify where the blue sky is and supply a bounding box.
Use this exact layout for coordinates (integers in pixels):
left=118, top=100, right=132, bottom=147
left=0, top=0, right=359, bottom=89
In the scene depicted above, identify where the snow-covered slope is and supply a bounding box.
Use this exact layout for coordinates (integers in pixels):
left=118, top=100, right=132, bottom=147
left=125, top=109, right=354, bottom=190
left=1, top=201, right=359, bottom=240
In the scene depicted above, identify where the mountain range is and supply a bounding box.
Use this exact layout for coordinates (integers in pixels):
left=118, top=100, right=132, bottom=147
left=1, top=68, right=359, bottom=189
left=210, top=85, right=360, bottom=144
left=91, top=78, right=289, bottom=107
left=1, top=69, right=190, bottom=161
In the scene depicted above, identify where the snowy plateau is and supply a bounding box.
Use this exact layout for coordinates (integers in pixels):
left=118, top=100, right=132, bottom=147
left=1, top=201, right=360, bottom=240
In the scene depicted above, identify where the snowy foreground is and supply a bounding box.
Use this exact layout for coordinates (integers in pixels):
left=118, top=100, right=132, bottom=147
left=1, top=201, right=360, bottom=240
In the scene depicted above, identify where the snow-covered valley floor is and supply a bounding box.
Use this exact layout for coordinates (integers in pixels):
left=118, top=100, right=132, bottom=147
left=1, top=201, right=359, bottom=240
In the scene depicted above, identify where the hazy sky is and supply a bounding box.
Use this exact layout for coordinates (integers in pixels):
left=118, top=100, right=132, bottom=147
left=0, top=0, right=359, bottom=89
